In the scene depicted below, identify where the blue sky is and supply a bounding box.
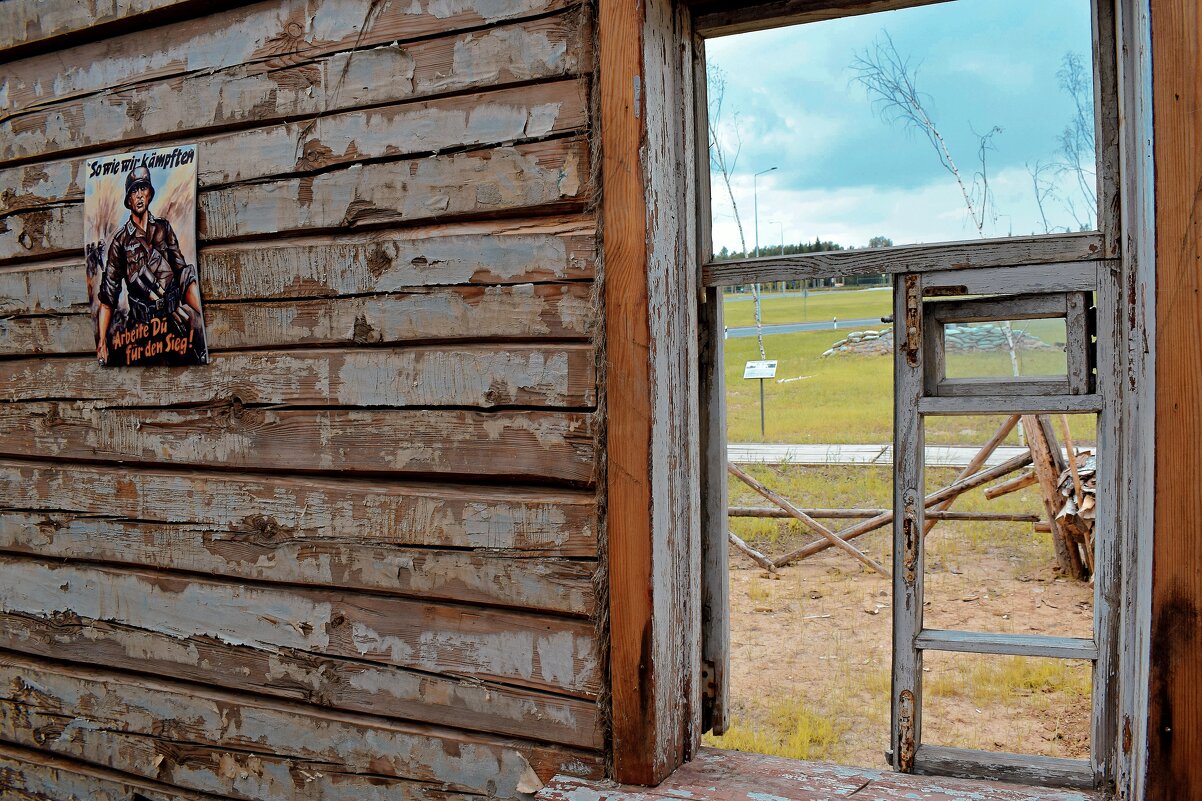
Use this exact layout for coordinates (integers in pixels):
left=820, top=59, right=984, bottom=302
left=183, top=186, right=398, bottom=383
left=706, top=0, right=1097, bottom=253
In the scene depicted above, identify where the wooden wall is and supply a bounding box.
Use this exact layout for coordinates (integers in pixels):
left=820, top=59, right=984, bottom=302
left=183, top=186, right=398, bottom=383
left=0, top=0, right=605, bottom=797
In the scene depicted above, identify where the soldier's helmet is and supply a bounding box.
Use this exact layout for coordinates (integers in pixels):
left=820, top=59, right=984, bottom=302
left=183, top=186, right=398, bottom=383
left=124, top=166, right=155, bottom=209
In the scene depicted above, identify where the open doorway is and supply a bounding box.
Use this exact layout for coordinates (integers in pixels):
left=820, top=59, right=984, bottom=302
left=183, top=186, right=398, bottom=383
left=697, top=0, right=1113, bottom=786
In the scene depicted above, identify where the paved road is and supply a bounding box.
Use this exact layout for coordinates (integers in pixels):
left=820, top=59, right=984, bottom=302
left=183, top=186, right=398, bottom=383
left=727, top=442, right=1029, bottom=468
left=726, top=317, right=885, bottom=337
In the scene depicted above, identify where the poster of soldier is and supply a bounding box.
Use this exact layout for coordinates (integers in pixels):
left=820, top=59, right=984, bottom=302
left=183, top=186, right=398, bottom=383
left=84, top=144, right=208, bottom=367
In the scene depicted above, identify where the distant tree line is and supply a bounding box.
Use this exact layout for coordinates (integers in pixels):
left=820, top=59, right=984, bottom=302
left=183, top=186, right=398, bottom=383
left=714, top=236, right=892, bottom=291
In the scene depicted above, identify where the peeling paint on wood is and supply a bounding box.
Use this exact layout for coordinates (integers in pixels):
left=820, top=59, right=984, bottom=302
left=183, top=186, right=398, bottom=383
left=0, top=404, right=597, bottom=483
left=0, top=218, right=595, bottom=314
left=1, top=78, right=588, bottom=214
left=0, top=559, right=601, bottom=696
left=0, top=653, right=604, bottom=799
left=1, top=0, right=578, bottom=116
left=1, top=283, right=595, bottom=357
left=0, top=460, right=598, bottom=555
left=1, top=138, right=590, bottom=263
left=0, top=512, right=597, bottom=614
left=0, top=345, right=596, bottom=409
left=538, top=747, right=1102, bottom=801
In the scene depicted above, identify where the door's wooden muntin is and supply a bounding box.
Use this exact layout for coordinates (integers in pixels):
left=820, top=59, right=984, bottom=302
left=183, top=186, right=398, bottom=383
left=922, top=291, right=1095, bottom=399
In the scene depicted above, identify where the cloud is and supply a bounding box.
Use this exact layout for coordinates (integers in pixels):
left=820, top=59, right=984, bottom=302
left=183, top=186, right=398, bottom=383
left=710, top=164, right=1095, bottom=255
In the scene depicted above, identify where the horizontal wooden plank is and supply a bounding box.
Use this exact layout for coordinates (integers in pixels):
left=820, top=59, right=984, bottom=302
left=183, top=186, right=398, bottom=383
left=0, top=511, right=595, bottom=615
left=2, top=78, right=588, bottom=215
left=691, top=0, right=947, bottom=37
left=1, top=0, right=578, bottom=117
left=935, top=377, right=1074, bottom=398
left=922, top=261, right=1101, bottom=296
left=2, top=137, right=589, bottom=262
left=913, top=745, right=1094, bottom=790
left=0, top=652, right=603, bottom=800
left=928, top=293, right=1069, bottom=324
left=0, top=404, right=596, bottom=483
left=702, top=233, right=1104, bottom=286
left=0, top=558, right=600, bottom=697
left=539, top=745, right=1102, bottom=801
left=0, top=607, right=601, bottom=749
left=0, top=742, right=230, bottom=801
left=0, top=460, right=598, bottom=556
left=916, top=629, right=1098, bottom=660
left=3, top=14, right=587, bottom=167
left=0, top=345, right=596, bottom=409
left=0, top=216, right=596, bottom=315
left=0, top=0, right=204, bottom=56
left=1, top=283, right=595, bottom=357
left=919, top=394, right=1102, bottom=415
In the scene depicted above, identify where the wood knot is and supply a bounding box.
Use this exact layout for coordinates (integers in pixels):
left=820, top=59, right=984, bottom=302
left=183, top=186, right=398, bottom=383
left=237, top=515, right=290, bottom=543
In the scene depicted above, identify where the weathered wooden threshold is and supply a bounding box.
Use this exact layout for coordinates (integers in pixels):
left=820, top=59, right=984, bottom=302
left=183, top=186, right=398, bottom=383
left=537, top=747, right=1102, bottom=800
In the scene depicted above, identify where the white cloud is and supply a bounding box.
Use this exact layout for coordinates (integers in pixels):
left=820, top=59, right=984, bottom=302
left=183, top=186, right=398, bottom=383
left=709, top=164, right=1095, bottom=255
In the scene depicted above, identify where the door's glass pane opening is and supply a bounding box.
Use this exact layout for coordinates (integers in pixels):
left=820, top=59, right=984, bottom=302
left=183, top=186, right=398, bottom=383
left=705, top=0, right=1098, bottom=256
left=921, top=413, right=1099, bottom=640
left=920, top=652, right=1093, bottom=759
left=942, top=318, right=1070, bottom=379
left=712, top=283, right=894, bottom=767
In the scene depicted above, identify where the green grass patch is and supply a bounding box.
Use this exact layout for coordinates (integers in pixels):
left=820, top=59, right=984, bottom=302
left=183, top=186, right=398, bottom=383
left=723, top=288, right=893, bottom=328
left=724, top=325, right=1096, bottom=445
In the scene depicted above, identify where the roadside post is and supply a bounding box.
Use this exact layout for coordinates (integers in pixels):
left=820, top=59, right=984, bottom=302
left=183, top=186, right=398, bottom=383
left=743, top=359, right=778, bottom=437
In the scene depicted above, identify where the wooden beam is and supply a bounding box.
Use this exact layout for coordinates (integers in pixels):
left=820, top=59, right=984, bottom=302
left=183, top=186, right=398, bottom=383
left=702, top=233, right=1104, bottom=286
left=1148, top=0, right=1202, bottom=794
left=690, top=0, right=950, bottom=37
left=601, top=0, right=700, bottom=783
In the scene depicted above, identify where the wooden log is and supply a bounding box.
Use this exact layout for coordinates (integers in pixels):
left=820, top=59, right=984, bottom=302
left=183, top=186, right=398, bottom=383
left=772, top=451, right=1034, bottom=568
left=1, top=0, right=579, bottom=116
left=727, top=462, right=890, bottom=577
left=0, top=283, right=595, bottom=357
left=0, top=218, right=597, bottom=315
left=728, top=507, right=1040, bottom=523
left=0, top=558, right=600, bottom=698
left=984, top=470, right=1040, bottom=499
left=0, top=511, right=595, bottom=615
left=727, top=531, right=776, bottom=573
left=1023, top=414, right=1088, bottom=580
left=0, top=345, right=596, bottom=409
left=923, top=415, right=1020, bottom=537
left=730, top=506, right=889, bottom=518
left=0, top=460, right=598, bottom=556
left=0, top=653, right=603, bottom=800
left=2, top=78, right=589, bottom=214
left=0, top=404, right=596, bottom=484
left=1, top=137, right=590, bottom=263
left=0, top=608, right=601, bottom=750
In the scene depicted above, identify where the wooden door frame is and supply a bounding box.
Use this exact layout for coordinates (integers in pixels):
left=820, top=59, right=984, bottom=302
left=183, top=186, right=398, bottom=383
left=599, top=0, right=1163, bottom=795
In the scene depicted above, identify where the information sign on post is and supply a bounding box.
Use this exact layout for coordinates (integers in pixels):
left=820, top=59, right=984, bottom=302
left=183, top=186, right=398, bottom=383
left=743, top=360, right=778, bottom=436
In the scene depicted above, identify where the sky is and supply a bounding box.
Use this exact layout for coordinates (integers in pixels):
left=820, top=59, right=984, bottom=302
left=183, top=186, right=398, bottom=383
left=706, top=0, right=1098, bottom=255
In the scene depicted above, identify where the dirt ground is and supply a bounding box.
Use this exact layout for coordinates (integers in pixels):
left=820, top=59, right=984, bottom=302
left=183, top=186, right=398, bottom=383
left=711, top=531, right=1095, bottom=767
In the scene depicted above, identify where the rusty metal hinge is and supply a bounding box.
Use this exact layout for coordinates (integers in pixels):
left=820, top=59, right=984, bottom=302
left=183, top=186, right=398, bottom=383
left=903, top=274, right=922, bottom=367
left=902, top=493, right=919, bottom=584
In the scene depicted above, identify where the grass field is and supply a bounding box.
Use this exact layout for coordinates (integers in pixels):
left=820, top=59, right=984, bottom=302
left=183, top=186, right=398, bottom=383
left=723, top=290, right=1096, bottom=445
left=723, top=287, right=893, bottom=328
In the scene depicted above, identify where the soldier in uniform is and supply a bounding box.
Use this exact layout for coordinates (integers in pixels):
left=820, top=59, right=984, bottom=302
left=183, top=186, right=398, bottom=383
left=96, top=166, right=206, bottom=364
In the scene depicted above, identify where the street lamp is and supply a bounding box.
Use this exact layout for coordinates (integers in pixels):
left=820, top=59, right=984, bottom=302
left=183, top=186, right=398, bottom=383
left=753, top=166, right=777, bottom=259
